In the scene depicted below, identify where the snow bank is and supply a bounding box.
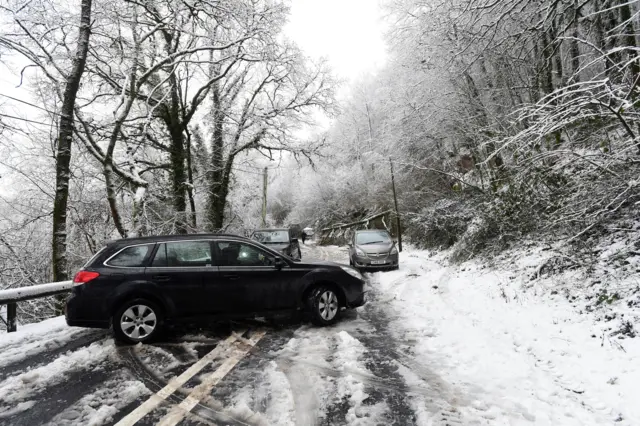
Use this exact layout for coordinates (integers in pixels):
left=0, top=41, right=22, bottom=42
left=375, top=250, right=640, bottom=425
left=0, top=316, right=73, bottom=348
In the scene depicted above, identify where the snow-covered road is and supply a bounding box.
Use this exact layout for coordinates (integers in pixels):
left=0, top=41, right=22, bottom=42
left=0, top=243, right=637, bottom=425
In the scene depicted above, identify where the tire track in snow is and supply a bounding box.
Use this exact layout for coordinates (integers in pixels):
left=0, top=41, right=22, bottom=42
left=0, top=368, right=117, bottom=426
left=0, top=329, right=109, bottom=382
left=307, top=245, right=419, bottom=424
left=0, top=340, right=117, bottom=426
left=116, top=334, right=264, bottom=426
left=310, top=243, right=466, bottom=425
left=357, top=272, right=465, bottom=425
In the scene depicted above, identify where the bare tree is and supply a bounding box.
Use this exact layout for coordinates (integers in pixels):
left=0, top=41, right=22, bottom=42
left=204, top=43, right=335, bottom=230
left=1, top=0, right=93, bottom=291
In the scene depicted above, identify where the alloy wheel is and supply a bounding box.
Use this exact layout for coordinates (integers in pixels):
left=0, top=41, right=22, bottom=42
left=318, top=291, right=338, bottom=320
left=120, top=304, right=157, bottom=340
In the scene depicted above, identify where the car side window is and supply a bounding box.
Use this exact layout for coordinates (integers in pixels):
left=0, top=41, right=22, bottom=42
left=215, top=241, right=275, bottom=267
left=151, top=241, right=212, bottom=267
left=107, top=245, right=152, bottom=267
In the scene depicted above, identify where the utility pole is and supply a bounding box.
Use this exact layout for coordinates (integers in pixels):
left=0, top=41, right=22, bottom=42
left=389, top=158, right=402, bottom=252
left=262, top=167, right=268, bottom=227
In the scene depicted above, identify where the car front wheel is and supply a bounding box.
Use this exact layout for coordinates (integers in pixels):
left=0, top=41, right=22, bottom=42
left=113, top=299, right=163, bottom=344
left=307, top=286, right=341, bottom=326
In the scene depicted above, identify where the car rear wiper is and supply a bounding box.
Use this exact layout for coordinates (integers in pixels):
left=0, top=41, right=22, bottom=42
left=362, top=241, right=385, bottom=244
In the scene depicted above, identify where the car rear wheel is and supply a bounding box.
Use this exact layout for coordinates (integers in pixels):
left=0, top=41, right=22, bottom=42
left=113, top=299, right=163, bottom=344
left=307, top=286, right=341, bottom=326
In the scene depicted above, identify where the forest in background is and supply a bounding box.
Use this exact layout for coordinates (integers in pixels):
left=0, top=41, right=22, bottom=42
left=279, top=0, right=640, bottom=261
left=2, top=0, right=640, bottom=322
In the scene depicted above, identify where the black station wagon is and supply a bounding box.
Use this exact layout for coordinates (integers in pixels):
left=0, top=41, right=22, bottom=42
left=65, top=234, right=366, bottom=343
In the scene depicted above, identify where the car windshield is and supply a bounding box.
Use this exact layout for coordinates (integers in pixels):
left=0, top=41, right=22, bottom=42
left=356, top=231, right=391, bottom=245
left=251, top=230, right=290, bottom=244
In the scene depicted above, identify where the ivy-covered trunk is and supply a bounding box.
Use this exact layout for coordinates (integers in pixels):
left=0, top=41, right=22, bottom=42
left=165, top=81, right=188, bottom=234
left=207, top=79, right=229, bottom=231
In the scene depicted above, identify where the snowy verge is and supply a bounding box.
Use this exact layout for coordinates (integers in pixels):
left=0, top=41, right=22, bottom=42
left=375, top=249, right=640, bottom=425
left=0, top=316, right=75, bottom=348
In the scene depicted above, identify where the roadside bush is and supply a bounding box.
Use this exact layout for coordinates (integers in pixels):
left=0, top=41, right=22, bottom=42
left=405, top=198, right=475, bottom=250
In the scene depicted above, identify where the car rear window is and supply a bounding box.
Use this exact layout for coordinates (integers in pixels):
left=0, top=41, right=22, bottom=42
left=82, top=246, right=107, bottom=268
left=151, top=241, right=212, bottom=267
left=106, top=244, right=152, bottom=267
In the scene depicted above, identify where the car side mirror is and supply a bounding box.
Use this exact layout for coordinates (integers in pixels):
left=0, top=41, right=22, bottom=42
left=274, top=257, right=285, bottom=269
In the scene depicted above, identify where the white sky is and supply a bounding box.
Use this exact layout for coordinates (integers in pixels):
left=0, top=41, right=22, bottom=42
left=284, top=0, right=387, bottom=85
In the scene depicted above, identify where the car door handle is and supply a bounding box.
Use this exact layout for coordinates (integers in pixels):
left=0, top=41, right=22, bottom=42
left=223, top=274, right=239, bottom=280
left=153, top=275, right=171, bottom=282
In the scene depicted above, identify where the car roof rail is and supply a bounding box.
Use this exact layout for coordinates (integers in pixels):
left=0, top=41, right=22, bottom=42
left=110, top=232, right=253, bottom=244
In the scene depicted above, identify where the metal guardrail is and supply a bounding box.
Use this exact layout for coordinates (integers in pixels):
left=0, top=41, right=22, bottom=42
left=0, top=280, right=73, bottom=332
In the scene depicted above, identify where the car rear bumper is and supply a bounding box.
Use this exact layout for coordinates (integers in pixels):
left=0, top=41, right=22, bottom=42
left=65, top=293, right=110, bottom=329
left=66, top=318, right=110, bottom=328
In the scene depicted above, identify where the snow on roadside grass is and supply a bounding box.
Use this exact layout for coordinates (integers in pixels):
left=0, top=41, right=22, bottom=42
left=0, top=339, right=115, bottom=408
left=43, top=373, right=149, bottom=426
left=376, top=250, right=640, bottom=425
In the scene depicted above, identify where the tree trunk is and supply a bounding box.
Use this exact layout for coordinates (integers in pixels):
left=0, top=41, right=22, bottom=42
left=618, top=0, right=639, bottom=83
left=131, top=185, right=147, bottom=237
left=569, top=4, right=581, bottom=82
left=605, top=1, right=621, bottom=81
left=541, top=30, right=554, bottom=95
left=104, top=163, right=128, bottom=238
left=51, top=0, right=92, bottom=299
left=593, top=0, right=611, bottom=78
left=531, top=39, right=541, bottom=103
left=185, top=128, right=197, bottom=230
left=552, top=17, right=564, bottom=86
left=207, top=76, right=226, bottom=230
left=166, top=80, right=188, bottom=234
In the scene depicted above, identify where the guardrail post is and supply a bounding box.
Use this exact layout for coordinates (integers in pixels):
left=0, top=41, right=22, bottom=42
left=7, top=302, right=17, bottom=332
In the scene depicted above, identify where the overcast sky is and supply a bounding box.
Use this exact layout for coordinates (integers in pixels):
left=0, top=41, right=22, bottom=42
left=284, top=0, right=387, bottom=84
left=0, top=0, right=388, bottom=107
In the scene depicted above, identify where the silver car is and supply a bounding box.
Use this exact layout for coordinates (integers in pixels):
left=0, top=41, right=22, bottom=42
left=348, top=229, right=399, bottom=271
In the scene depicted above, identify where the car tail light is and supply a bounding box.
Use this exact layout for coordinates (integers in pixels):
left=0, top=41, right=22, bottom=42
left=73, top=271, right=100, bottom=285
